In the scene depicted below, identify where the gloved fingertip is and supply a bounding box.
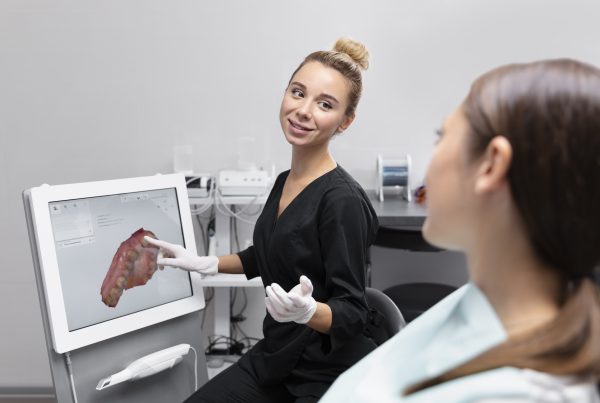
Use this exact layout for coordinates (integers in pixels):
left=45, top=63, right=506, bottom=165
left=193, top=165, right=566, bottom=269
left=299, top=277, right=313, bottom=294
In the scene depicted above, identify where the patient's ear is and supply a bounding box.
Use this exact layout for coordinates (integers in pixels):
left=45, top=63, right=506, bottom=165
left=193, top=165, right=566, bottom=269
left=474, top=136, right=512, bottom=194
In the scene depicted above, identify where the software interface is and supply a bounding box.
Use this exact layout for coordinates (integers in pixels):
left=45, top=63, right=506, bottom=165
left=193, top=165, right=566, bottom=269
left=48, top=188, right=193, bottom=331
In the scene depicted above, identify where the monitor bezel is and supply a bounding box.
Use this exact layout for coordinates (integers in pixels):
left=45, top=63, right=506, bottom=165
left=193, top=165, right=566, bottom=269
left=26, top=173, right=205, bottom=353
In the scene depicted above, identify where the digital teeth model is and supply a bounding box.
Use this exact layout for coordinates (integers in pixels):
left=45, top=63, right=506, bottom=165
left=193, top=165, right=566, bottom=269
left=100, top=228, right=161, bottom=307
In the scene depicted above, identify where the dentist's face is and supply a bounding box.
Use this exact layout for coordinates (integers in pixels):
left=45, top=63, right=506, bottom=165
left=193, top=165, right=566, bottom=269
left=280, top=61, right=354, bottom=148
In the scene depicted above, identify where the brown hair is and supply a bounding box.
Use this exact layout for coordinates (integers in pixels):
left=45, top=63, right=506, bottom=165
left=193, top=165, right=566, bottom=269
left=407, top=59, right=600, bottom=394
left=289, top=38, right=369, bottom=116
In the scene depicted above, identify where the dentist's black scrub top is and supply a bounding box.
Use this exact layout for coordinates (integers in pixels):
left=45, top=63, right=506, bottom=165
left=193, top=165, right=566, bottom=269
left=236, top=165, right=379, bottom=398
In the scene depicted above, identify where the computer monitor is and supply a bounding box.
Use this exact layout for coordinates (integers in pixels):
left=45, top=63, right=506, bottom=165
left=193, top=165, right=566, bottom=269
left=24, top=174, right=205, bottom=353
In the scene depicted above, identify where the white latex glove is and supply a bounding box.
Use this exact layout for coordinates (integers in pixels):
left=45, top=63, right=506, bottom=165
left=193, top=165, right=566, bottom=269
left=144, top=236, right=218, bottom=276
left=265, top=275, right=317, bottom=324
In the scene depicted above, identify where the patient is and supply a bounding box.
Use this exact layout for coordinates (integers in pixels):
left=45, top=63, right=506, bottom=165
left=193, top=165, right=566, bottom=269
left=320, top=59, right=600, bottom=402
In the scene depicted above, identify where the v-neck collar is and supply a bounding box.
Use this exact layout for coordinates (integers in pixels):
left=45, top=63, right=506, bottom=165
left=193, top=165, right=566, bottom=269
left=275, top=164, right=340, bottom=223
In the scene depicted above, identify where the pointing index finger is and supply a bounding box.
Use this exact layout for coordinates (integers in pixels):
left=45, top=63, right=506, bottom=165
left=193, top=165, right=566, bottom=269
left=144, top=236, right=173, bottom=251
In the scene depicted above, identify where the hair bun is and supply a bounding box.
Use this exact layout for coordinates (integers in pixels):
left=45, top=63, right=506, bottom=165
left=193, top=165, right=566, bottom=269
left=333, top=38, right=369, bottom=70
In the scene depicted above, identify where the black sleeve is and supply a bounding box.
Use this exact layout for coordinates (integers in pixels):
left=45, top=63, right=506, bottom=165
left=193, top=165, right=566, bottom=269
left=318, top=188, right=374, bottom=352
left=237, top=246, right=259, bottom=279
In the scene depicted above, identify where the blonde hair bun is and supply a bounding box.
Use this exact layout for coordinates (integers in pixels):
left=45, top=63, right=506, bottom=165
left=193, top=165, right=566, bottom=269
left=333, top=38, right=370, bottom=70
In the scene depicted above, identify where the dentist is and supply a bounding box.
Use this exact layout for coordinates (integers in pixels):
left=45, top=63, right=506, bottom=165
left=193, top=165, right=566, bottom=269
left=147, top=37, right=378, bottom=403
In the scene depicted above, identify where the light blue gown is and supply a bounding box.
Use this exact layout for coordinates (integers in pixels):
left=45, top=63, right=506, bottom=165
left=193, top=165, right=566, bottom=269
left=320, top=284, right=554, bottom=402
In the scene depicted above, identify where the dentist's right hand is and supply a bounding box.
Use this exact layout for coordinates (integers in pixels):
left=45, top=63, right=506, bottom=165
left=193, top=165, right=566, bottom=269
left=144, top=236, right=218, bottom=276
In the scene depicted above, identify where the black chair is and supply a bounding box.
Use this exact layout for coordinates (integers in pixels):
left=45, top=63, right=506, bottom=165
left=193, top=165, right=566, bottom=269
left=382, top=282, right=456, bottom=323
left=373, top=227, right=458, bottom=324
left=364, top=287, right=406, bottom=345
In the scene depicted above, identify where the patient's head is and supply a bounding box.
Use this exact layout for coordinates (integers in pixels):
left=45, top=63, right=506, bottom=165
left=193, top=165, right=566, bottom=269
left=426, top=59, right=600, bottom=279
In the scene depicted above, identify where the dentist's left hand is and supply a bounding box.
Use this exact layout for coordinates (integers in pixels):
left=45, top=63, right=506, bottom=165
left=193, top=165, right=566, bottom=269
left=265, top=275, right=317, bottom=324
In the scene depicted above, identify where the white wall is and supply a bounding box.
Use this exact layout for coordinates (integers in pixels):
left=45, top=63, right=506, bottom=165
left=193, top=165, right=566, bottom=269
left=2, top=0, right=600, bottom=388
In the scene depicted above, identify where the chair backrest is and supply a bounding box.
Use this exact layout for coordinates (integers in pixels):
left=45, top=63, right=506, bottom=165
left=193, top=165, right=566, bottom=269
left=383, top=282, right=457, bottom=323
left=364, top=287, right=406, bottom=345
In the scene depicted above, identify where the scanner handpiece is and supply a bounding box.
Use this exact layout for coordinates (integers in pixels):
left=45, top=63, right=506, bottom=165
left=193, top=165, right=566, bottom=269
left=96, top=343, right=190, bottom=390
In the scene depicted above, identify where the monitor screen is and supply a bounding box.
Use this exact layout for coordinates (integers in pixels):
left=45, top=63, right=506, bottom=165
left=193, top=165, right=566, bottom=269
left=49, top=188, right=192, bottom=331
left=24, top=174, right=205, bottom=353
